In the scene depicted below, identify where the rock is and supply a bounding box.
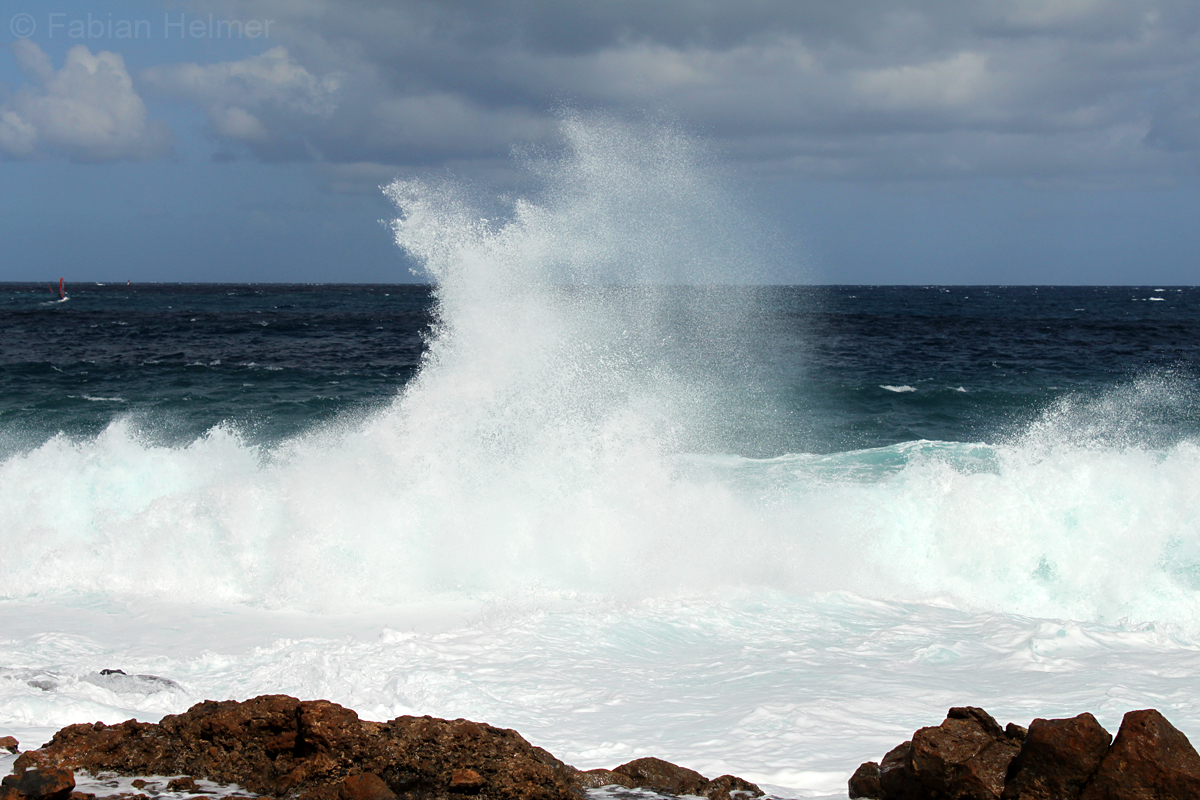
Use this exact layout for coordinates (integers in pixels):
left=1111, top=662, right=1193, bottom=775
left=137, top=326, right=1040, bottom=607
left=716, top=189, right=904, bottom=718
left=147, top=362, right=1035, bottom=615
left=0, top=768, right=76, bottom=800
left=848, top=761, right=882, bottom=799
left=1001, top=713, right=1110, bottom=800
left=84, top=670, right=182, bottom=695
left=448, top=770, right=484, bottom=793
left=853, top=708, right=1024, bottom=800
left=340, top=774, right=398, bottom=800
left=582, top=761, right=761, bottom=800
left=4, top=695, right=763, bottom=800
left=1004, top=724, right=1027, bottom=740
left=13, top=695, right=582, bottom=800
left=697, top=774, right=764, bottom=800
left=909, top=707, right=1022, bottom=800
left=852, top=707, right=1200, bottom=800
left=0, top=738, right=18, bottom=754
left=612, top=757, right=708, bottom=796
left=575, top=770, right=636, bottom=790
left=876, top=741, right=913, bottom=800
left=165, top=777, right=201, bottom=793
left=1079, top=708, right=1200, bottom=800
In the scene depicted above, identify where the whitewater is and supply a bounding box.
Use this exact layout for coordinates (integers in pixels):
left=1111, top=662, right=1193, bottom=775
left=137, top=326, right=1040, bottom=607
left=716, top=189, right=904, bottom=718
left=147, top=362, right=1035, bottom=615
left=3, top=114, right=1200, bottom=799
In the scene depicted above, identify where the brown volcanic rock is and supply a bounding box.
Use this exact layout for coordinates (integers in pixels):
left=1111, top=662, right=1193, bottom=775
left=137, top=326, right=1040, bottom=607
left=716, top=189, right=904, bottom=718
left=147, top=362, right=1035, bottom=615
left=1, top=768, right=76, bottom=800
left=612, top=757, right=708, bottom=796
left=847, top=761, right=882, bottom=799
left=448, top=770, right=484, bottom=793
left=340, top=773, right=398, bottom=800
left=1001, top=713, right=1110, bottom=800
left=910, top=707, right=1022, bottom=800
left=605, top=758, right=762, bottom=800
left=165, top=778, right=202, bottom=794
left=697, top=774, right=764, bottom=800
left=875, top=741, right=913, bottom=800
left=852, top=707, right=1200, bottom=800
left=12, top=695, right=581, bottom=800
left=575, top=770, right=636, bottom=790
left=1079, top=709, right=1200, bottom=800
left=892, top=705, right=1022, bottom=800
left=853, top=708, right=1023, bottom=800
left=576, top=766, right=763, bottom=799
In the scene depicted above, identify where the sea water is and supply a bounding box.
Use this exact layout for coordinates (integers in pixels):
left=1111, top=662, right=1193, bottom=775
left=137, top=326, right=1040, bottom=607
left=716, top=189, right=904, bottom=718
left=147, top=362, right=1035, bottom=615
left=3, top=115, right=1200, bottom=798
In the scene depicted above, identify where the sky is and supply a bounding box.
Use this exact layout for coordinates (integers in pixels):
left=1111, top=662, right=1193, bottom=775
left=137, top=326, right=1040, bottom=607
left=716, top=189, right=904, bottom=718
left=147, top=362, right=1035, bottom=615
left=1, top=0, right=1199, bottom=285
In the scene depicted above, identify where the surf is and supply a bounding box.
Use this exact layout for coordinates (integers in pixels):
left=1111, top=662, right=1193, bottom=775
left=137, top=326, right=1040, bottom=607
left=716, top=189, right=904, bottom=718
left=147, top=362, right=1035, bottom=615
left=0, top=116, right=1198, bottom=632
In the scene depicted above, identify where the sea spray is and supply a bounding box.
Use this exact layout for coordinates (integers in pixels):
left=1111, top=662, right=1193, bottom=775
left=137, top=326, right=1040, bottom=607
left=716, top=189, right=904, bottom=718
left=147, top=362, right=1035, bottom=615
left=357, top=111, right=786, bottom=595
left=0, top=113, right=786, bottom=607
left=1, top=119, right=1199, bottom=628
left=385, top=111, right=774, bottom=457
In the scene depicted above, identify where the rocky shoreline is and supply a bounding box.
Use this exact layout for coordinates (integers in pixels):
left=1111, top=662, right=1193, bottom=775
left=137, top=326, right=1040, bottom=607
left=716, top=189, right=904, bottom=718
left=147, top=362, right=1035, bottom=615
left=7, top=698, right=1200, bottom=800
left=849, top=706, right=1200, bottom=799
left=1, top=695, right=764, bottom=800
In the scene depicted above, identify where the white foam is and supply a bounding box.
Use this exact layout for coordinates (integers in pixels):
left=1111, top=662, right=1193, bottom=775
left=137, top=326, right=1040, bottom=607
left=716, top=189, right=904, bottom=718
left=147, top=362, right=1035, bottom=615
left=3, top=595, right=1200, bottom=799
left=3, top=115, right=1200, bottom=799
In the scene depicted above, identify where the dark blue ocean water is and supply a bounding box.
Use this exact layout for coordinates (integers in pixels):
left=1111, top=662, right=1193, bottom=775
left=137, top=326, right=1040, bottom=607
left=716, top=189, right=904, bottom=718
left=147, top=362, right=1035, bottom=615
left=0, top=284, right=431, bottom=450
left=3, top=283, right=1197, bottom=457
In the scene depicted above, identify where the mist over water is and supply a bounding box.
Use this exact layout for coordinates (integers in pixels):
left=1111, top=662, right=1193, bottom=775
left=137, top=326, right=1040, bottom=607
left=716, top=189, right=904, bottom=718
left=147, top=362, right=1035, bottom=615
left=385, top=112, right=774, bottom=455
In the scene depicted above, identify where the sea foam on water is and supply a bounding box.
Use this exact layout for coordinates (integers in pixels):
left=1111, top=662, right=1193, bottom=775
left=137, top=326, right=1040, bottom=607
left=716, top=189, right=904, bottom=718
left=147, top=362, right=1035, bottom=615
left=2, top=114, right=1200, bottom=798
left=1, top=114, right=1199, bottom=618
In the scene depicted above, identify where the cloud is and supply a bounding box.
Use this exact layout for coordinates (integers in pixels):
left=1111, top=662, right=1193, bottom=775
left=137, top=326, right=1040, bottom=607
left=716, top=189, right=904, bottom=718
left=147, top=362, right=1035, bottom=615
left=852, top=52, right=994, bottom=111
left=141, top=45, right=341, bottom=120
left=314, top=161, right=400, bottom=195
left=140, top=45, right=340, bottom=159
left=140, top=40, right=552, bottom=169
left=29, top=0, right=1185, bottom=183
left=0, top=40, right=171, bottom=162
left=1145, top=70, right=1200, bottom=153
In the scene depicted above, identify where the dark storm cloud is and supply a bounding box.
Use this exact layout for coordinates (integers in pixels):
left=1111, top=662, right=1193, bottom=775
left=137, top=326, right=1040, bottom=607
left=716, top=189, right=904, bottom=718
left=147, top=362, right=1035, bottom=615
left=126, top=0, right=1200, bottom=184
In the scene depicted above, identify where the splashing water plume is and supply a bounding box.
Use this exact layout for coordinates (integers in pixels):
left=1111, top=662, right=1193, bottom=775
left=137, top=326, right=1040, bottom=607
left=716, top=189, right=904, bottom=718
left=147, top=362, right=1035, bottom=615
left=0, top=114, right=781, bottom=609
left=372, top=112, right=778, bottom=599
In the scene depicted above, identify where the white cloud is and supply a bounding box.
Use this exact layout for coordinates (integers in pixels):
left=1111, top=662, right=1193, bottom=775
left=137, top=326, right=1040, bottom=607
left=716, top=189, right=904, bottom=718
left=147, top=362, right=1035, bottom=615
left=0, top=110, right=38, bottom=157
left=141, top=46, right=342, bottom=147
left=853, top=52, right=994, bottom=111
left=12, top=37, right=55, bottom=83
left=142, top=46, right=342, bottom=114
left=211, top=106, right=270, bottom=142
left=0, top=40, right=171, bottom=162
left=140, top=40, right=550, bottom=168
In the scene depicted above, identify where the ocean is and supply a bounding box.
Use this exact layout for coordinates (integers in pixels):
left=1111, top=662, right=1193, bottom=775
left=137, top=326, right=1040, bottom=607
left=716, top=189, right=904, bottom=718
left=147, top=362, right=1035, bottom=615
left=3, top=116, right=1200, bottom=798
